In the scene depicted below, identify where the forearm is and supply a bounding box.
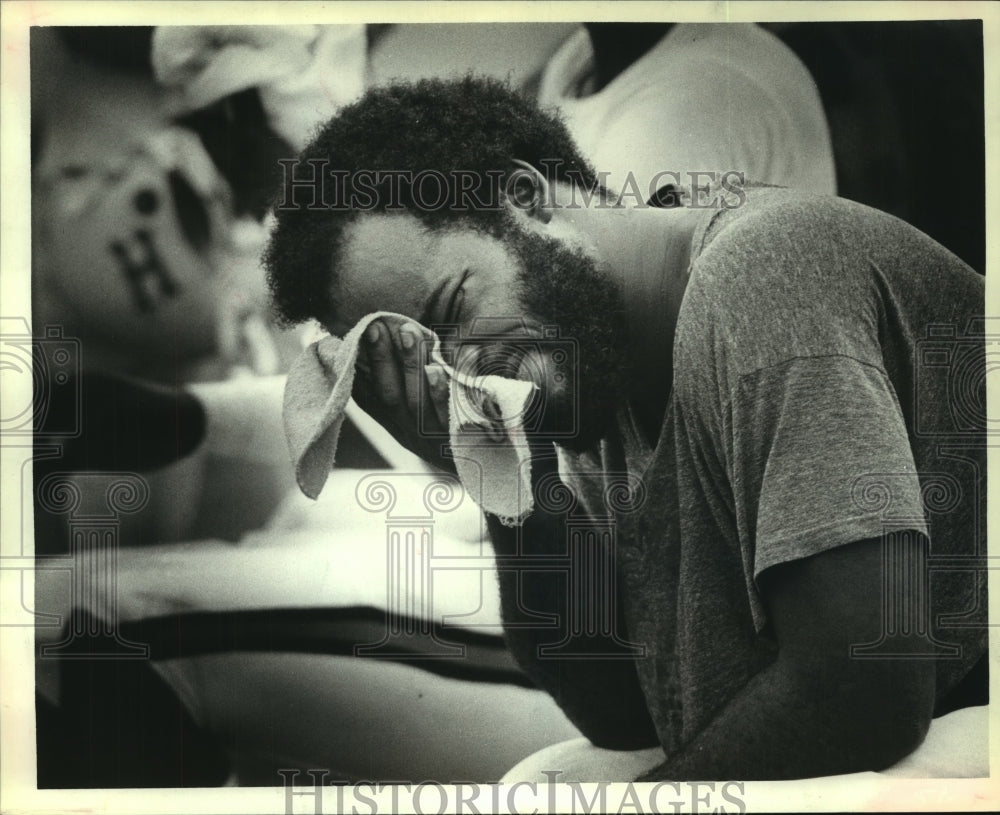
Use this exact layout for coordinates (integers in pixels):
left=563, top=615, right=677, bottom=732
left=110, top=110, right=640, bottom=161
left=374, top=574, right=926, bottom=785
left=485, top=454, right=658, bottom=749
left=639, top=653, right=934, bottom=781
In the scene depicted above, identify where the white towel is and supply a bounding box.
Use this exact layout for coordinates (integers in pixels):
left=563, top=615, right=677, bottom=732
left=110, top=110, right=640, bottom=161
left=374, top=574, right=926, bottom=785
left=152, top=25, right=367, bottom=150
left=283, top=312, right=538, bottom=525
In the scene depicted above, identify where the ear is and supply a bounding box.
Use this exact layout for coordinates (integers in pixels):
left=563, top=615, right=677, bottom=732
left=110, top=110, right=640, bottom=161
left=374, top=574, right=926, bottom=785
left=505, top=159, right=552, bottom=224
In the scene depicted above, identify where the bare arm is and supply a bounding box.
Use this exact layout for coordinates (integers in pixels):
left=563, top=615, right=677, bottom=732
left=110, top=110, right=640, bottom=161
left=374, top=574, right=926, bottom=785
left=639, top=534, right=936, bottom=780
left=348, top=321, right=937, bottom=770
left=485, top=445, right=659, bottom=750
left=348, top=318, right=659, bottom=747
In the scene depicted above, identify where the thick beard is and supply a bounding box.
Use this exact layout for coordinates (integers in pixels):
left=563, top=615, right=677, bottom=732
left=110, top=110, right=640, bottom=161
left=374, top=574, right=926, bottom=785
left=504, top=223, right=632, bottom=453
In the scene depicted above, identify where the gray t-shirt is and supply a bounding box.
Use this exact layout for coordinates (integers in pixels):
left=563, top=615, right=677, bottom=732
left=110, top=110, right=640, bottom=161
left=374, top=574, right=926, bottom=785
left=609, top=187, right=986, bottom=754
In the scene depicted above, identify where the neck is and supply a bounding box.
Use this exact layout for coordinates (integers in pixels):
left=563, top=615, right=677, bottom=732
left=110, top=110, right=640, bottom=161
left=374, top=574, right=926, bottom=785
left=548, top=185, right=703, bottom=440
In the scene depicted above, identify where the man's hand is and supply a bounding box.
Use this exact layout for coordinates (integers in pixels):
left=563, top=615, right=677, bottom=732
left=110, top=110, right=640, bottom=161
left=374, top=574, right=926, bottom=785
left=350, top=317, right=455, bottom=470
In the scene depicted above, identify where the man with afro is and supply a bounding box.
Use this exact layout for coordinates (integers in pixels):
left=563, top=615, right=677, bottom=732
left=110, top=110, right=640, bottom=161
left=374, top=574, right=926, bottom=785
left=265, top=76, right=987, bottom=780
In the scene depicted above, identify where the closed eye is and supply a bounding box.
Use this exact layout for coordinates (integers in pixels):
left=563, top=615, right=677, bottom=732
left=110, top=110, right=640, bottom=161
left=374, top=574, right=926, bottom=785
left=445, top=270, right=469, bottom=323
left=420, top=274, right=451, bottom=328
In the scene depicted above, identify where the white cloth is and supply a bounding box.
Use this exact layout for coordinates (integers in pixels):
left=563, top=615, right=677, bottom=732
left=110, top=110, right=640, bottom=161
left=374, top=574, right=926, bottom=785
left=537, top=25, right=837, bottom=198
left=878, top=705, right=989, bottom=779
left=283, top=312, right=537, bottom=524
left=152, top=25, right=367, bottom=149
left=33, top=471, right=502, bottom=631
left=502, top=705, right=990, bottom=782
left=188, top=374, right=289, bottom=463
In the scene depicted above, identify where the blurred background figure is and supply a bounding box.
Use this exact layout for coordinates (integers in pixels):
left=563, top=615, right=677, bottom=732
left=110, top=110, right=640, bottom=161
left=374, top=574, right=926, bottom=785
left=529, top=21, right=984, bottom=274
left=30, top=23, right=372, bottom=787
left=153, top=25, right=368, bottom=153
left=536, top=23, right=837, bottom=197
left=31, top=24, right=369, bottom=550
left=31, top=21, right=581, bottom=788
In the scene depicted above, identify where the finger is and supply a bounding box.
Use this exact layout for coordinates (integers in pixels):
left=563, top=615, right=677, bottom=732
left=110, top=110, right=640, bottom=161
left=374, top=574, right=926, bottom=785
left=351, top=337, right=375, bottom=411
left=365, top=319, right=405, bottom=411
left=351, top=369, right=385, bottom=424
left=425, top=363, right=451, bottom=431
left=396, top=322, right=427, bottom=421
left=354, top=339, right=371, bottom=377
left=351, top=329, right=395, bottom=423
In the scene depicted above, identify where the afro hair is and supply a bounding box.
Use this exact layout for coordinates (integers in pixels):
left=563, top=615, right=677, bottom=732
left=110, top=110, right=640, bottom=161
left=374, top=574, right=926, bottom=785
left=263, top=75, right=599, bottom=326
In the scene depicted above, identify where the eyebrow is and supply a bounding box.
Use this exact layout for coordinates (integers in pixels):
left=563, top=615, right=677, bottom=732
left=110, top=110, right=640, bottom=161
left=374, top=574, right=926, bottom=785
left=419, top=275, right=451, bottom=328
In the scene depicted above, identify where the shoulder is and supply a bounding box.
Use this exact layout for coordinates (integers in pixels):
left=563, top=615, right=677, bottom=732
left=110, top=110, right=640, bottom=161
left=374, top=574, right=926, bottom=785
left=682, top=188, right=848, bottom=305
left=685, top=187, right=899, bottom=305
left=673, top=190, right=891, bottom=383
left=700, top=186, right=872, bottom=246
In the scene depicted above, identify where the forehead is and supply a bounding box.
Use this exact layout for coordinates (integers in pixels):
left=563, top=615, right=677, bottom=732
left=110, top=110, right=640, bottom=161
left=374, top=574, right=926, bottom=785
left=327, top=213, right=517, bottom=333
left=339, top=213, right=438, bottom=289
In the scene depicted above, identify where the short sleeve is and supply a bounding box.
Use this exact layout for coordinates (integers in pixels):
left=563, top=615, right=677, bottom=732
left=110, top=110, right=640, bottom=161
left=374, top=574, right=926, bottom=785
left=730, top=355, right=928, bottom=578
left=672, top=190, right=934, bottom=628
